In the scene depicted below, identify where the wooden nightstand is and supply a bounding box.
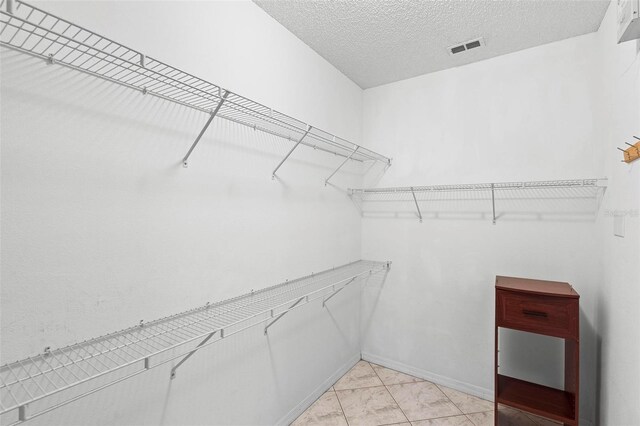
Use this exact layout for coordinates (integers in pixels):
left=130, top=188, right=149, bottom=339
left=494, top=276, right=579, bottom=426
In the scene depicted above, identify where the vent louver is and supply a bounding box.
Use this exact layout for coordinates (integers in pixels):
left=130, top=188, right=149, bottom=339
left=465, top=40, right=481, bottom=50
left=448, top=38, right=485, bottom=55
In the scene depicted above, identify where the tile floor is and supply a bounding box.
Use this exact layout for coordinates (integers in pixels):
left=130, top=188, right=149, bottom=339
left=292, top=360, right=561, bottom=426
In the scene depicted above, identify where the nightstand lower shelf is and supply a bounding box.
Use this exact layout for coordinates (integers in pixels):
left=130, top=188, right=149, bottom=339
left=497, top=374, right=576, bottom=424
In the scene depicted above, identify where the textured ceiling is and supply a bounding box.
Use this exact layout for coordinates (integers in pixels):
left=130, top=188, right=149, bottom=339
left=254, top=0, right=610, bottom=89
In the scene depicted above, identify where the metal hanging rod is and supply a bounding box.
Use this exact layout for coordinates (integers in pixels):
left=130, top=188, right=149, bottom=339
left=0, top=0, right=391, bottom=172
left=0, top=260, right=390, bottom=425
left=349, top=178, right=608, bottom=224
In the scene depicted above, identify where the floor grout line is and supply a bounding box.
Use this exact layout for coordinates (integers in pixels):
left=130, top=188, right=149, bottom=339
left=290, top=384, right=339, bottom=425
left=293, top=362, right=555, bottom=426
left=368, top=360, right=411, bottom=425
left=294, top=360, right=548, bottom=426
left=464, top=413, right=477, bottom=426
left=395, top=382, right=464, bottom=423
left=334, top=383, right=389, bottom=392
left=464, top=408, right=497, bottom=425
left=333, top=383, right=351, bottom=426
left=433, top=382, right=467, bottom=419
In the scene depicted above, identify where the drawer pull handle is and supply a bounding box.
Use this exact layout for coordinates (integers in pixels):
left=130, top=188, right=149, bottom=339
left=523, top=309, right=548, bottom=318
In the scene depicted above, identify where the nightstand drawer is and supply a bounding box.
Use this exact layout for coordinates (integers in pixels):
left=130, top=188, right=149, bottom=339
left=496, top=290, right=578, bottom=339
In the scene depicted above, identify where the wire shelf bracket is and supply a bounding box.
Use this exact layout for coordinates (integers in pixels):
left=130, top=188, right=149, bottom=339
left=0, top=0, right=392, bottom=178
left=410, top=186, right=423, bottom=223
left=491, top=183, right=496, bottom=225
left=272, top=125, right=312, bottom=179
left=263, top=296, right=305, bottom=335
left=169, top=329, right=217, bottom=380
left=322, top=276, right=357, bottom=307
left=325, top=146, right=359, bottom=186
left=0, top=260, right=391, bottom=425
left=182, top=90, right=229, bottom=168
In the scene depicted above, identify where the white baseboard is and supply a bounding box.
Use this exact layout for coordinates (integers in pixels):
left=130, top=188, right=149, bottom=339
left=275, top=353, right=360, bottom=426
left=361, top=352, right=494, bottom=402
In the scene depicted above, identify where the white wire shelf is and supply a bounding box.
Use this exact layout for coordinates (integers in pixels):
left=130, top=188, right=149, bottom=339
left=349, top=178, right=607, bottom=223
left=0, top=0, right=391, bottom=175
left=0, top=260, right=391, bottom=425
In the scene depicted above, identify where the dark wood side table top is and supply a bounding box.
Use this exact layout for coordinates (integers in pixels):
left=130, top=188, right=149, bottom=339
left=496, top=276, right=579, bottom=299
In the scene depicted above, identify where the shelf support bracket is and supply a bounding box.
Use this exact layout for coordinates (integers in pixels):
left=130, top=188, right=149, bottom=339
left=325, top=146, right=359, bottom=186
left=491, top=183, right=496, bottom=225
left=323, top=277, right=357, bottom=307
left=264, top=297, right=305, bottom=335
left=410, top=187, right=422, bottom=223
left=272, top=126, right=312, bottom=179
left=170, top=330, right=218, bottom=379
left=182, top=90, right=229, bottom=168
left=6, top=0, right=14, bottom=14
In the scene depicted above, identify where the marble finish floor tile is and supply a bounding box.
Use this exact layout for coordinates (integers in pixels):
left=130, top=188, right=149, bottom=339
left=436, top=385, right=493, bottom=414
left=386, top=381, right=462, bottom=421
left=464, top=406, right=558, bottom=426
left=412, top=415, right=475, bottom=425
left=336, top=386, right=408, bottom=426
left=465, top=411, right=493, bottom=426
left=334, top=361, right=384, bottom=390
left=292, top=361, right=563, bottom=426
left=370, top=363, right=424, bottom=386
left=496, top=406, right=538, bottom=426
left=526, top=413, right=562, bottom=425
left=291, top=391, right=347, bottom=426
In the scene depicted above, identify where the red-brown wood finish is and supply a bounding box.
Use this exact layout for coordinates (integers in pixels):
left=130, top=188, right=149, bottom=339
left=496, top=290, right=579, bottom=339
left=496, top=276, right=580, bottom=298
left=496, top=375, right=576, bottom=422
left=494, top=276, right=579, bottom=426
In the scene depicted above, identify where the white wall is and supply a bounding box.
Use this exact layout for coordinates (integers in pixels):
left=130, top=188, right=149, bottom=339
left=3, top=1, right=638, bottom=425
left=0, top=1, right=368, bottom=424
left=594, top=3, right=640, bottom=426
left=360, top=20, right=607, bottom=425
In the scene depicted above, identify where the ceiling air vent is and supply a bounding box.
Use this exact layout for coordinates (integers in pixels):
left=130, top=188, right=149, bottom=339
left=448, top=37, right=485, bottom=55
